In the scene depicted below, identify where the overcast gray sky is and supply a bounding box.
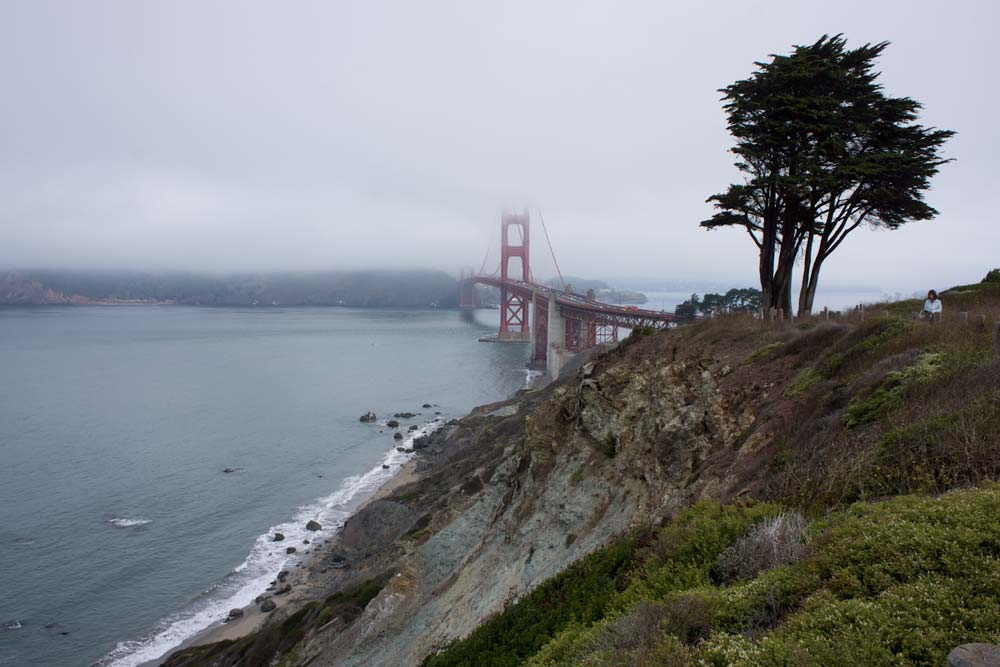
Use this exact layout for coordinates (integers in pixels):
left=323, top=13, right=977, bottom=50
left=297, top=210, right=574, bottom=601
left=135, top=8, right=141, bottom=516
left=2, top=0, right=996, bottom=293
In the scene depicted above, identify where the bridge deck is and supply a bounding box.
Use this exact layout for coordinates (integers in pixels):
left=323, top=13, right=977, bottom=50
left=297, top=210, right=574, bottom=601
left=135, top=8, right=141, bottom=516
left=461, top=276, right=674, bottom=328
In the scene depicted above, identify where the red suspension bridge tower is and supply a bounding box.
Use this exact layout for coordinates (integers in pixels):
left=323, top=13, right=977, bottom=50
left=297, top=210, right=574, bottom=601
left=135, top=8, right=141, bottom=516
left=498, top=212, right=531, bottom=340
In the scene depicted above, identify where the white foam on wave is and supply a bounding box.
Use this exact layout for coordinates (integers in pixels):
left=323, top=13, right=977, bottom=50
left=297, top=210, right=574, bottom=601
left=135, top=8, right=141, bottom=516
left=98, top=420, right=442, bottom=667
left=4, top=620, right=22, bottom=630
left=523, top=369, right=544, bottom=387
left=107, top=518, right=152, bottom=528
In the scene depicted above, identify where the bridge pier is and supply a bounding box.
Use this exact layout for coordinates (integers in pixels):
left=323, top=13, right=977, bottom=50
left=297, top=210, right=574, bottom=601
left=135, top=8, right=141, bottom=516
left=530, top=291, right=548, bottom=365
left=546, top=294, right=573, bottom=378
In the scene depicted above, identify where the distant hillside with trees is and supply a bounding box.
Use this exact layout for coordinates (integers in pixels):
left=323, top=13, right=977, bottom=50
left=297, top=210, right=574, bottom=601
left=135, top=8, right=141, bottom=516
left=0, top=270, right=459, bottom=307
left=674, top=287, right=763, bottom=322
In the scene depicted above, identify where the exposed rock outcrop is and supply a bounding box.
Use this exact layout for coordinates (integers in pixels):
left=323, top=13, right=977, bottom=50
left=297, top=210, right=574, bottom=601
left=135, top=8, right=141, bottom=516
left=163, top=329, right=771, bottom=667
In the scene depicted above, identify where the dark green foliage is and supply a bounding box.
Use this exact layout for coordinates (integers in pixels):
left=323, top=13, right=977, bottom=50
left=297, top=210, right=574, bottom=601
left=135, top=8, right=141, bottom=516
left=528, top=489, right=1000, bottom=667
left=744, top=342, right=782, bottom=363
left=601, top=432, right=619, bottom=458
left=326, top=573, right=391, bottom=611
left=619, top=501, right=785, bottom=606
left=422, top=538, right=639, bottom=667
left=675, top=288, right=762, bottom=322
left=702, top=35, right=953, bottom=315
left=785, top=367, right=824, bottom=396
left=844, top=386, right=904, bottom=427
left=983, top=269, right=1000, bottom=283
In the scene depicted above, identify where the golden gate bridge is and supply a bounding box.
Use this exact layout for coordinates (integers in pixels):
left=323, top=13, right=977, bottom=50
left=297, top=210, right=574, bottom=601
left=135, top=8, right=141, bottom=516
left=458, top=212, right=675, bottom=375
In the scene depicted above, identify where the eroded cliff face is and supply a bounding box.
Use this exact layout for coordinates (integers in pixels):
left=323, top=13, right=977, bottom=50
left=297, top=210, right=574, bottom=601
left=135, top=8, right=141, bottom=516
left=166, top=328, right=771, bottom=667
left=277, top=333, right=761, bottom=667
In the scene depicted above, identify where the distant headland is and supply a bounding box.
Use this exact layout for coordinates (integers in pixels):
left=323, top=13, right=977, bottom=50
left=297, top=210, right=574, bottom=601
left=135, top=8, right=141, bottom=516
left=0, top=269, right=461, bottom=307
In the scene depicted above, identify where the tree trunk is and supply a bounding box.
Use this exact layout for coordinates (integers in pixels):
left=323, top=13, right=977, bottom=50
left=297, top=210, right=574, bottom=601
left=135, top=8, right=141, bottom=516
left=801, top=249, right=826, bottom=315
left=797, top=230, right=815, bottom=316
left=758, top=216, right=778, bottom=311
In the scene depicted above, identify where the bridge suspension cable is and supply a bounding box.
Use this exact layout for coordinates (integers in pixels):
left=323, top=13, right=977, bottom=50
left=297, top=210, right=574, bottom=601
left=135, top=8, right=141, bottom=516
left=477, top=246, right=491, bottom=276
left=537, top=209, right=566, bottom=290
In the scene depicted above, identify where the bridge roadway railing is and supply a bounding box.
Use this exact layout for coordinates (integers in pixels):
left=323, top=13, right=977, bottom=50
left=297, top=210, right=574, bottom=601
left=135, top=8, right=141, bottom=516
left=462, top=276, right=673, bottom=328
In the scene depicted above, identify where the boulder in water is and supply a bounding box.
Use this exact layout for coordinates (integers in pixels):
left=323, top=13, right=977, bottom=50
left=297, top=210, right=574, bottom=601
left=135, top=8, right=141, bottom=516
left=227, top=608, right=244, bottom=621
left=393, top=432, right=404, bottom=440
left=272, top=532, right=285, bottom=542
left=422, top=403, right=432, bottom=408
left=306, top=519, right=322, bottom=531
left=286, top=546, right=297, bottom=554
left=359, top=411, right=377, bottom=423
left=386, top=419, right=400, bottom=428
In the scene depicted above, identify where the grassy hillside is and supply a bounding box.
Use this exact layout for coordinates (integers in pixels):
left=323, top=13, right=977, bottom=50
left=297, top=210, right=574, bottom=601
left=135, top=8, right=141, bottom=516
left=423, top=271, right=1000, bottom=667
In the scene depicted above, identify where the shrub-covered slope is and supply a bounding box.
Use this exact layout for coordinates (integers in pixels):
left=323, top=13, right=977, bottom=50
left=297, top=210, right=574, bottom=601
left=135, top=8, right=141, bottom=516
left=429, top=488, right=1000, bottom=667
left=423, top=274, right=1000, bottom=667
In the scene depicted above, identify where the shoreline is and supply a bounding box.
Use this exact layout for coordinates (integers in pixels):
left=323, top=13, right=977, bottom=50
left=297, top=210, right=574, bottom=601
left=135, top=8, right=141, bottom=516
left=131, top=426, right=433, bottom=667
left=154, top=460, right=421, bottom=661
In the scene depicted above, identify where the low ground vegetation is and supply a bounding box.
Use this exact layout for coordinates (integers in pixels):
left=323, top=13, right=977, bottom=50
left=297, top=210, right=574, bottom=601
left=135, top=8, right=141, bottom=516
left=427, top=489, right=1000, bottom=667
left=424, top=272, right=1000, bottom=667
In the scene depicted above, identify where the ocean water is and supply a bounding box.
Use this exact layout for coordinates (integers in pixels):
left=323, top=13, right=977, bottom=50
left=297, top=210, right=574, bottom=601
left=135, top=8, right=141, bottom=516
left=0, top=306, right=529, bottom=667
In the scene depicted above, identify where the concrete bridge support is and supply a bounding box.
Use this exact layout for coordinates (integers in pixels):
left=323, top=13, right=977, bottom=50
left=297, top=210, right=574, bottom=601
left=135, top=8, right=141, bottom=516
left=530, top=291, right=549, bottom=365
left=546, top=294, right=573, bottom=379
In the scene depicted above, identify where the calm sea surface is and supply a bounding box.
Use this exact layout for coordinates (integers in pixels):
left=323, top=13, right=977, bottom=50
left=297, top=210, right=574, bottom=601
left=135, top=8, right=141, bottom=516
left=0, top=306, right=529, bottom=667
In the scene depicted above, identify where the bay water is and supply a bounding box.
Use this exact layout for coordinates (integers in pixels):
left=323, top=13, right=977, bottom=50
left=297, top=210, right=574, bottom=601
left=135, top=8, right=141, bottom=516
left=0, top=306, right=529, bottom=667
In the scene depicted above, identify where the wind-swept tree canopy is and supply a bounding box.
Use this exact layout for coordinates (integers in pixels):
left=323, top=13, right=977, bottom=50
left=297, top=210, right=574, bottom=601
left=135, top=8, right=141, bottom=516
left=702, top=35, right=954, bottom=315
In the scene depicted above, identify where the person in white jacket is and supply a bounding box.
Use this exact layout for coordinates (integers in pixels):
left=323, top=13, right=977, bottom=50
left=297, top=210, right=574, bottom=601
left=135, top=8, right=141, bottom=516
left=920, top=289, right=942, bottom=322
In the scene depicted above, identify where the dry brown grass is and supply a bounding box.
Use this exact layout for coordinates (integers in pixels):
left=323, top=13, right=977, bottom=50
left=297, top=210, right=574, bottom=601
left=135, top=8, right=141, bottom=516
left=673, top=276, right=1000, bottom=508
left=713, top=512, right=810, bottom=583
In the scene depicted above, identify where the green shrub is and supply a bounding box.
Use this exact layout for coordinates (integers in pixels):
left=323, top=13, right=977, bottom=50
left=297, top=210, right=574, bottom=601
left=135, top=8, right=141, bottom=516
left=618, top=501, right=784, bottom=606
left=315, top=605, right=333, bottom=627
left=844, top=352, right=943, bottom=428
left=423, top=539, right=639, bottom=667
left=785, top=368, right=824, bottom=396
left=535, top=488, right=1000, bottom=667
left=844, top=386, right=904, bottom=427
left=745, top=342, right=782, bottom=364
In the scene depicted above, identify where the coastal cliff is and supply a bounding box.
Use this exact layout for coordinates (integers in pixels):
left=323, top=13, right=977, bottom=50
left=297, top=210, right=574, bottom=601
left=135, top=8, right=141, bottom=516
left=163, top=274, right=1000, bottom=667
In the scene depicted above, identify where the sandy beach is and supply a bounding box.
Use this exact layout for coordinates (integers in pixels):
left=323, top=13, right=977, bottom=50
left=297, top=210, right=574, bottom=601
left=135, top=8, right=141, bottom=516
left=142, top=460, right=421, bottom=666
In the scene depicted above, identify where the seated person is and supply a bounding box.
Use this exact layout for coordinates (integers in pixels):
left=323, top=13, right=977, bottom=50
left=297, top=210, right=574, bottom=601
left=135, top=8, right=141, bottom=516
left=920, top=290, right=942, bottom=322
